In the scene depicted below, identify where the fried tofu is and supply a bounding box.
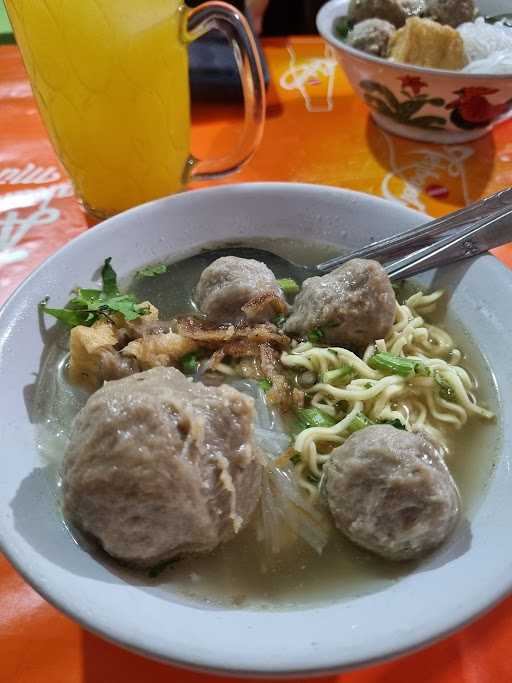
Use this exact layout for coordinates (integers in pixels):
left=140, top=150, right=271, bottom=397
left=68, top=302, right=160, bottom=391
left=68, top=319, right=118, bottom=391
left=121, top=332, right=198, bottom=370
left=389, top=17, right=468, bottom=70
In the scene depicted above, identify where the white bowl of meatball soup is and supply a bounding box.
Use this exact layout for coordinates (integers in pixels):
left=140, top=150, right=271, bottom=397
left=317, top=0, right=512, bottom=143
left=0, top=182, right=510, bottom=676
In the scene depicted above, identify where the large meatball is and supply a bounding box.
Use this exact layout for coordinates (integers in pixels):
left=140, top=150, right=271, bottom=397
left=284, top=258, right=395, bottom=349
left=63, top=367, right=262, bottom=567
left=348, top=0, right=425, bottom=28
left=325, top=426, right=460, bottom=561
left=425, top=0, right=475, bottom=27
left=195, top=256, right=287, bottom=324
left=347, top=18, right=396, bottom=56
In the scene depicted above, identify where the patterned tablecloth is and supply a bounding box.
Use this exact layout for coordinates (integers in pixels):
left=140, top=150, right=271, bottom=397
left=1, top=37, right=512, bottom=683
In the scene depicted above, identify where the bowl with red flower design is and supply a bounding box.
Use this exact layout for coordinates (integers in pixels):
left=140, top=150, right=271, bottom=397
left=317, top=0, right=512, bottom=144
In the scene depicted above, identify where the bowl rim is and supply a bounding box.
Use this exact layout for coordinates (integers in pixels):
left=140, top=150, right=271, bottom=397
left=1, top=182, right=512, bottom=677
left=317, top=0, right=512, bottom=81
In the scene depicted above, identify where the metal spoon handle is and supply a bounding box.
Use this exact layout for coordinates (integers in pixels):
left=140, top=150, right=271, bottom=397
left=386, top=206, right=512, bottom=281
left=316, top=187, right=512, bottom=274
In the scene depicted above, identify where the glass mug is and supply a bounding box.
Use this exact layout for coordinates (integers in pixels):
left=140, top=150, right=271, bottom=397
left=5, top=0, right=265, bottom=218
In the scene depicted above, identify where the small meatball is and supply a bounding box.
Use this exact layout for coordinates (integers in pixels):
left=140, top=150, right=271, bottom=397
left=347, top=19, right=396, bottom=56
left=325, top=426, right=460, bottom=561
left=63, top=367, right=262, bottom=567
left=389, top=16, right=467, bottom=69
left=284, top=258, right=395, bottom=349
left=425, top=0, right=475, bottom=28
left=348, top=0, right=423, bottom=28
left=195, top=256, right=287, bottom=324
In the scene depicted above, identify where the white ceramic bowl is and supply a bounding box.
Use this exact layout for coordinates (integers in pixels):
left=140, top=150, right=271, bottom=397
left=1, top=183, right=512, bottom=676
left=317, top=0, right=512, bottom=143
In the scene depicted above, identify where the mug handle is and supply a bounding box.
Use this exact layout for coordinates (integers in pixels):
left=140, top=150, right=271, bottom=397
left=184, top=1, right=266, bottom=180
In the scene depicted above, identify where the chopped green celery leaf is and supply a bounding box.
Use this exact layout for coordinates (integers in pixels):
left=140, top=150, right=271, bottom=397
left=277, top=278, right=300, bottom=295
left=106, top=294, right=144, bottom=321
left=69, top=288, right=103, bottom=309
left=181, top=353, right=200, bottom=375
left=101, top=257, right=119, bottom=297
left=272, top=314, right=286, bottom=327
left=39, top=302, right=95, bottom=328
left=296, top=407, right=337, bottom=430
left=334, top=16, right=352, bottom=39
left=258, top=378, right=273, bottom=392
left=415, top=363, right=431, bottom=377
left=69, top=298, right=105, bottom=314
left=322, top=366, right=351, bottom=384
left=369, top=352, right=428, bottom=378
left=347, top=412, right=374, bottom=434
left=308, top=328, right=325, bottom=344
left=41, top=259, right=149, bottom=329
left=136, top=263, right=167, bottom=278
left=379, top=418, right=407, bottom=430
left=435, top=373, right=457, bottom=402
left=291, top=452, right=301, bottom=465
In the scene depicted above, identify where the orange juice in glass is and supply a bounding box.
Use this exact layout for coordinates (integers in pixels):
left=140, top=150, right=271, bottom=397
left=5, top=0, right=265, bottom=217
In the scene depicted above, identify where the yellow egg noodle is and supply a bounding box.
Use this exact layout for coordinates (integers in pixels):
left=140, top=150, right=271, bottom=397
left=280, top=291, right=494, bottom=497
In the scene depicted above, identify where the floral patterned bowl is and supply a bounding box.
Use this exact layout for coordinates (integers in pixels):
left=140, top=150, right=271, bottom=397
left=317, top=0, right=512, bottom=143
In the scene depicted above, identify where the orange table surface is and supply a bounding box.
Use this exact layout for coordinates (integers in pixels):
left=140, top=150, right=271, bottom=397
left=1, top=37, right=512, bottom=683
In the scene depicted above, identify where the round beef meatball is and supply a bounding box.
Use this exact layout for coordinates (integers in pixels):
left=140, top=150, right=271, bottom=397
left=195, top=256, right=287, bottom=324
left=284, top=258, right=396, bottom=349
left=348, top=0, right=425, bottom=28
left=325, top=425, right=460, bottom=561
left=425, top=0, right=475, bottom=27
left=347, top=18, right=396, bottom=56
left=63, top=367, right=262, bottom=567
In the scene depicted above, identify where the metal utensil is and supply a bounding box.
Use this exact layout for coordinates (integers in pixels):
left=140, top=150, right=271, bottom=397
left=316, top=187, right=512, bottom=274
left=386, top=203, right=512, bottom=281
left=176, top=189, right=512, bottom=285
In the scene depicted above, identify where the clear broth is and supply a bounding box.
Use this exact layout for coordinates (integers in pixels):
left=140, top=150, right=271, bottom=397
left=34, top=238, right=500, bottom=610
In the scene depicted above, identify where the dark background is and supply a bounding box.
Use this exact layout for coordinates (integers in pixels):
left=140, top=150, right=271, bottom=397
left=187, top=0, right=327, bottom=35
left=186, top=0, right=329, bottom=99
left=262, top=0, right=326, bottom=35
